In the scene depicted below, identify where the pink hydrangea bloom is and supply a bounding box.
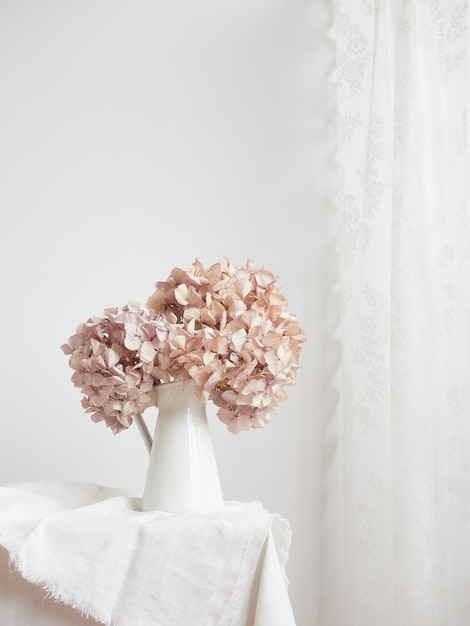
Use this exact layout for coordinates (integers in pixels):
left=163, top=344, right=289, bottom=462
left=146, top=258, right=307, bottom=434
left=61, top=303, right=173, bottom=433
left=63, top=258, right=306, bottom=435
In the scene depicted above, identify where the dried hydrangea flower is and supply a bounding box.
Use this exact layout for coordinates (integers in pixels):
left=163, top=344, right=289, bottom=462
left=147, top=258, right=307, bottom=433
left=61, top=303, right=173, bottom=433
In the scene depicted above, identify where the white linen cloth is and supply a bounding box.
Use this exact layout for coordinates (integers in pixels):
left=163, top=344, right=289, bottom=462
left=0, top=482, right=294, bottom=626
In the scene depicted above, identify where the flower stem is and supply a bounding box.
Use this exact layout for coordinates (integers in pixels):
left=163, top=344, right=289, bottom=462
left=134, top=413, right=152, bottom=455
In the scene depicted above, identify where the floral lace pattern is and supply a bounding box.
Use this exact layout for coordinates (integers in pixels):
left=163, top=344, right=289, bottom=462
left=333, top=0, right=469, bottom=624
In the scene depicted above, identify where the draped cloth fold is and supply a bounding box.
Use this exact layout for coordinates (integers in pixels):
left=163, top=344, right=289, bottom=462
left=0, top=482, right=293, bottom=626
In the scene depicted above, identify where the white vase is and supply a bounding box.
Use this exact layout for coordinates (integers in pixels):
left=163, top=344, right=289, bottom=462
left=141, top=380, right=224, bottom=513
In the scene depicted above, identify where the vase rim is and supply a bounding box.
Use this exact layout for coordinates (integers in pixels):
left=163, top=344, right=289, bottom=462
left=158, top=379, right=193, bottom=390
left=156, top=379, right=197, bottom=397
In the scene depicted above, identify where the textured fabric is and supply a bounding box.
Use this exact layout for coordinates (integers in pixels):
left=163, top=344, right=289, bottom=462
left=0, top=482, right=292, bottom=626
left=329, top=1, right=470, bottom=625
left=0, top=545, right=100, bottom=626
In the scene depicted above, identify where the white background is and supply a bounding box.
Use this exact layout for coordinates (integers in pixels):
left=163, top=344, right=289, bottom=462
left=0, top=1, right=334, bottom=624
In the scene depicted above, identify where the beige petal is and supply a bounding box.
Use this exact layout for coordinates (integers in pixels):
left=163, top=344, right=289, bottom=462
left=254, top=269, right=275, bottom=287
left=174, top=283, right=189, bottom=305
left=106, top=348, right=120, bottom=368
left=140, top=341, right=156, bottom=362
left=124, top=334, right=140, bottom=351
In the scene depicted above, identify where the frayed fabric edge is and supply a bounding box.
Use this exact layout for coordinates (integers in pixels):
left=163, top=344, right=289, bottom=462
left=5, top=549, right=117, bottom=626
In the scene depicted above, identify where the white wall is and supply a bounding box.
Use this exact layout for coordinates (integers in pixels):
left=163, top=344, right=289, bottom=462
left=0, top=1, right=333, bottom=624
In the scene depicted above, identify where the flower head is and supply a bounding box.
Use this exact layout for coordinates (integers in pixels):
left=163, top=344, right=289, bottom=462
left=146, top=258, right=307, bottom=433
left=61, top=303, right=173, bottom=433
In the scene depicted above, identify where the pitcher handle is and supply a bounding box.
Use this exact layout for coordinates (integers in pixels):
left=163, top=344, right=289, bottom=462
left=134, top=413, right=152, bottom=455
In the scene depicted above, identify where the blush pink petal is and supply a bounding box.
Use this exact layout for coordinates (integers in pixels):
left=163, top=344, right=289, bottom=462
left=140, top=341, right=156, bottom=362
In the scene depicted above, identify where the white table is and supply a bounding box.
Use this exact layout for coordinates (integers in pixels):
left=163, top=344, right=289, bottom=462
left=0, top=482, right=296, bottom=625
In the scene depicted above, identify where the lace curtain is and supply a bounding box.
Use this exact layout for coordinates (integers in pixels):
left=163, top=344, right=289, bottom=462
left=330, top=1, right=470, bottom=624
